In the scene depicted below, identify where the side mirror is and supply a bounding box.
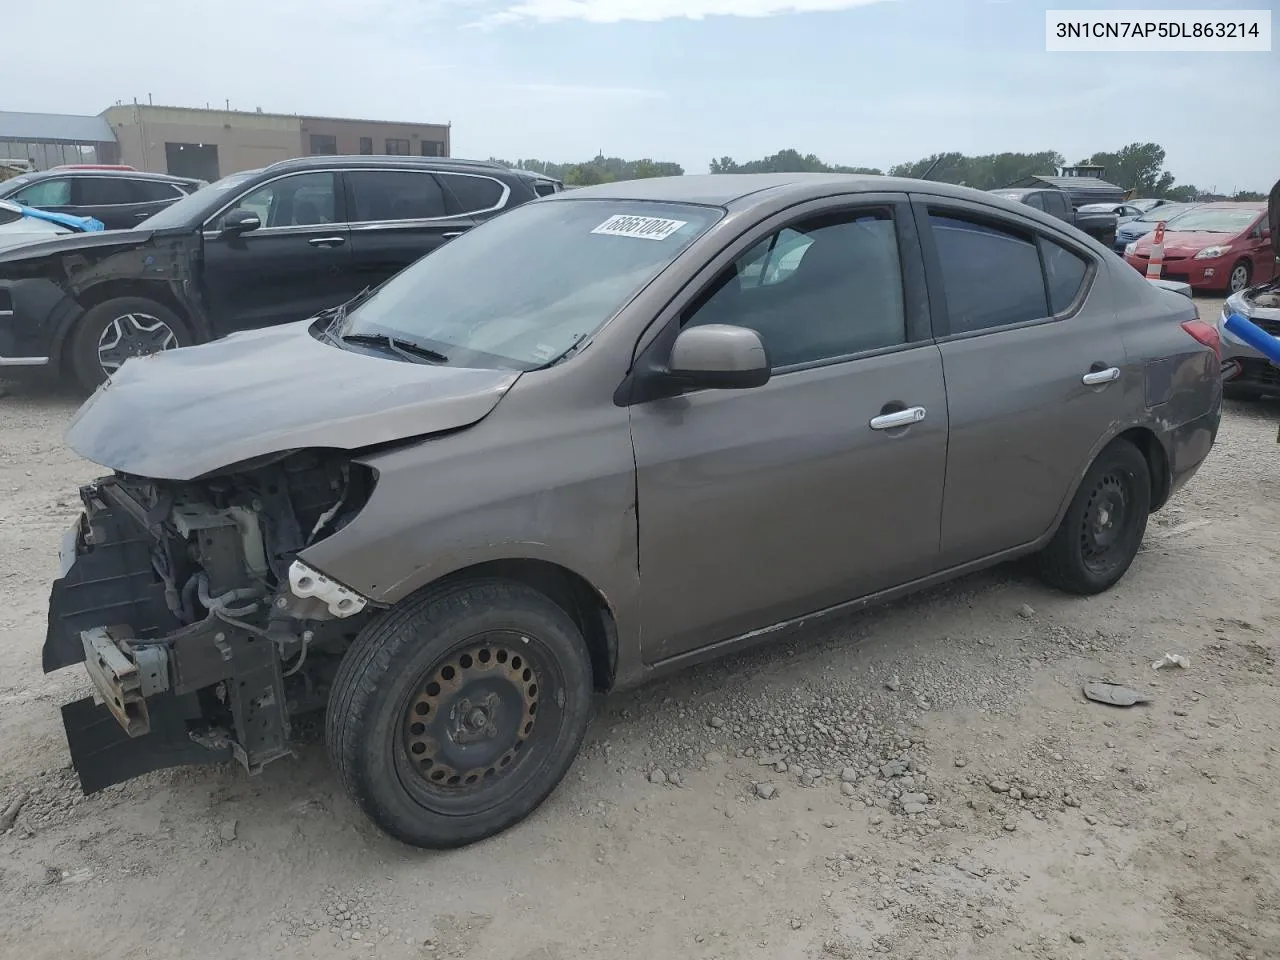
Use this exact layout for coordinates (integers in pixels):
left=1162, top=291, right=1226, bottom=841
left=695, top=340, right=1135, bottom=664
left=667, top=324, right=770, bottom=390
left=220, top=208, right=261, bottom=236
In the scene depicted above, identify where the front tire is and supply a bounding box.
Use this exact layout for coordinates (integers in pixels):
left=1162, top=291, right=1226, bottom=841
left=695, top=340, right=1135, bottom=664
left=68, top=296, right=193, bottom=390
left=326, top=579, right=593, bottom=849
left=1035, top=439, right=1151, bottom=595
left=1227, top=259, right=1251, bottom=294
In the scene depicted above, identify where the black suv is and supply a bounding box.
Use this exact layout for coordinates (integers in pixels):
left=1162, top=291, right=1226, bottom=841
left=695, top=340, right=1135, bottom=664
left=0, top=157, right=554, bottom=388
left=0, top=168, right=204, bottom=230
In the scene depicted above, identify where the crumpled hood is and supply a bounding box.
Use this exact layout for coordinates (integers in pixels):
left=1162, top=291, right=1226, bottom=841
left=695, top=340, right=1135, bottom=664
left=65, top=320, right=520, bottom=480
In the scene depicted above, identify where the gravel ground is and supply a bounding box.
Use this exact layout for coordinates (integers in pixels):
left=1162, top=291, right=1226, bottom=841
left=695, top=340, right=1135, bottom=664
left=2, top=295, right=1278, bottom=960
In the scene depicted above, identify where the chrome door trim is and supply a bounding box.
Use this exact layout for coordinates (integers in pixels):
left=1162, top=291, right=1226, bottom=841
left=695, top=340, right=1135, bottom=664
left=200, top=167, right=509, bottom=234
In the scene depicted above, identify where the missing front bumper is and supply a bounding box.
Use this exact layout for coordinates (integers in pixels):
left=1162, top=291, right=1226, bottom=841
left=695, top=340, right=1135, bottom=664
left=45, top=503, right=294, bottom=793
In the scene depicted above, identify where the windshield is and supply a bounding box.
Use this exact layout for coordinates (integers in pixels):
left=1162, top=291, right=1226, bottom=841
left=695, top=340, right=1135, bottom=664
left=1136, top=204, right=1190, bottom=224
left=1166, top=208, right=1259, bottom=234
left=339, top=199, right=720, bottom=370
left=135, top=170, right=260, bottom=230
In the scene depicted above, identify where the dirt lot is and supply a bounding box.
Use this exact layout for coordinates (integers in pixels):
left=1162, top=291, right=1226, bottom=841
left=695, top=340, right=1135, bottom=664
left=2, top=294, right=1278, bottom=960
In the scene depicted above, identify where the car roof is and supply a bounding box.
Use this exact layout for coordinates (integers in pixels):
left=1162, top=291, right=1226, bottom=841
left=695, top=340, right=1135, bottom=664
left=11, top=167, right=195, bottom=184
left=552, top=173, right=1001, bottom=208
left=262, top=155, right=518, bottom=176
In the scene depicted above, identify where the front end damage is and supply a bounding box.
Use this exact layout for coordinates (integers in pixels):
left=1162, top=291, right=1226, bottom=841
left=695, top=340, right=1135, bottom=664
left=44, top=450, right=377, bottom=793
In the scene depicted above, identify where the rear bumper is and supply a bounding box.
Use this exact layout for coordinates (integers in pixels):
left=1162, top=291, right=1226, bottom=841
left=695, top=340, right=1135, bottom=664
left=1164, top=403, right=1221, bottom=501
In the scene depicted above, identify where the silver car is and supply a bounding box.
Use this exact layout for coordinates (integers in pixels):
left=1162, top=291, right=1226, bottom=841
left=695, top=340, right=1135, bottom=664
left=42, top=174, right=1222, bottom=847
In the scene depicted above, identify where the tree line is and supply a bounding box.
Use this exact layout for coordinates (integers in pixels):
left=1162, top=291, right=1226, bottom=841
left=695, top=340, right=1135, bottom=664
left=497, top=143, right=1263, bottom=201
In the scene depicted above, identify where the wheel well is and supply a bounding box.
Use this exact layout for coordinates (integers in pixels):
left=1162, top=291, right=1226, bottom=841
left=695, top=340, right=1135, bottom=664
left=57, top=282, right=195, bottom=374
left=1117, top=427, right=1171, bottom=510
left=436, top=559, right=618, bottom=692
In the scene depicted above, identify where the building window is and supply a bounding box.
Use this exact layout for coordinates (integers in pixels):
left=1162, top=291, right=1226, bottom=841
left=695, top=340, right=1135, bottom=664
left=359, top=137, right=373, bottom=155
left=420, top=140, right=445, bottom=157
left=310, top=134, right=338, bottom=155
left=385, top=138, right=410, bottom=156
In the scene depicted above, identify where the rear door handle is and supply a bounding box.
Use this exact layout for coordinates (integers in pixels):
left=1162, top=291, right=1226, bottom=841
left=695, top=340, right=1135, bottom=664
left=308, top=236, right=346, bottom=247
left=442, top=231, right=464, bottom=239
left=1082, top=366, right=1121, bottom=386
left=869, top=406, right=927, bottom=430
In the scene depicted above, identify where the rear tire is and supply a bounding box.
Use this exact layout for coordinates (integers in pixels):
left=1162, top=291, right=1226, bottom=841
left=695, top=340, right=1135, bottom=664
left=326, top=579, right=593, bottom=849
left=1035, top=439, right=1151, bottom=595
left=68, top=296, right=193, bottom=390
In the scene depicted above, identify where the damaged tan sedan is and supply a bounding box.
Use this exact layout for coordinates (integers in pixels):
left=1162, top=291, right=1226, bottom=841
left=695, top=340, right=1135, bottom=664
left=44, top=174, right=1221, bottom=847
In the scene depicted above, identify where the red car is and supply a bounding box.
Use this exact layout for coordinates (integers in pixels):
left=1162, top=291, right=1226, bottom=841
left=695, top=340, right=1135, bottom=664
left=1124, top=201, right=1274, bottom=294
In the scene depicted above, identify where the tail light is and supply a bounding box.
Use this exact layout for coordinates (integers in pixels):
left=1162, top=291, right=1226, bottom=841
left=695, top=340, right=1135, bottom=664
left=1181, top=319, right=1221, bottom=360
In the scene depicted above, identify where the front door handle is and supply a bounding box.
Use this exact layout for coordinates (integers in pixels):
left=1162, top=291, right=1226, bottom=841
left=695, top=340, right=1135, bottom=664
left=441, top=231, right=464, bottom=239
left=308, top=236, right=346, bottom=247
left=1082, top=366, right=1121, bottom=386
left=134, top=211, right=152, bottom=219
left=869, top=406, right=927, bottom=430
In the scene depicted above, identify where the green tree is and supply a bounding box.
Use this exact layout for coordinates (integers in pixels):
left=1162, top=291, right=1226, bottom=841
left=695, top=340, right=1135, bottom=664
left=888, top=151, right=1065, bottom=190
left=709, top=149, right=881, bottom=175
left=489, top=155, right=683, bottom=184
left=1080, top=143, right=1175, bottom=196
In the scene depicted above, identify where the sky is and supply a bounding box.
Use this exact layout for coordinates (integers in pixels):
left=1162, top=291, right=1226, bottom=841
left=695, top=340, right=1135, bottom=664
left=3, top=0, right=1276, bottom=191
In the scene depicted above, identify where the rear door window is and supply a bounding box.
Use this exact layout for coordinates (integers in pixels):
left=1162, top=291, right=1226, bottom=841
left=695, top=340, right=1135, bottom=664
left=131, top=179, right=185, bottom=203
left=347, top=170, right=448, bottom=222
left=438, top=174, right=505, bottom=215
left=76, top=177, right=136, bottom=206
left=928, top=212, right=1049, bottom=334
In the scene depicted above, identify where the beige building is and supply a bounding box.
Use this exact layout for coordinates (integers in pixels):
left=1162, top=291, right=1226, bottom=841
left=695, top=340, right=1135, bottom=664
left=100, top=104, right=452, bottom=181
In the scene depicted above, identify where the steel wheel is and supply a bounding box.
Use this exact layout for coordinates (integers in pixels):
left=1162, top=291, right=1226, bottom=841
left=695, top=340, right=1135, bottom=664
left=396, top=631, right=556, bottom=813
left=1078, top=468, right=1133, bottom=576
left=1035, top=438, right=1150, bottom=596
left=97, top=312, right=180, bottom=373
left=1228, top=261, right=1251, bottom=293
left=327, top=579, right=594, bottom=847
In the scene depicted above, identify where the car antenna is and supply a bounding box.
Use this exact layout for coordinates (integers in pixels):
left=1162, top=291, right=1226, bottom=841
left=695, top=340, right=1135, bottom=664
left=918, top=157, right=942, bottom=181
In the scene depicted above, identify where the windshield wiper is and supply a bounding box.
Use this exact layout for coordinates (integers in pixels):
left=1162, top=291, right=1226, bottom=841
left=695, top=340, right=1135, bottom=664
left=339, top=332, right=449, bottom=364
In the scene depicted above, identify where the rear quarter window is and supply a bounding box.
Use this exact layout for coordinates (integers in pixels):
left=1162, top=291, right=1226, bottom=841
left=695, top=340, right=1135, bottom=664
left=440, top=174, right=505, bottom=214
left=1039, top=237, right=1090, bottom=313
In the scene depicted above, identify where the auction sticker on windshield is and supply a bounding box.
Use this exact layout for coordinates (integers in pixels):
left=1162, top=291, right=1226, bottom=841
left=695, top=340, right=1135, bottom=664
left=591, top=214, right=689, bottom=241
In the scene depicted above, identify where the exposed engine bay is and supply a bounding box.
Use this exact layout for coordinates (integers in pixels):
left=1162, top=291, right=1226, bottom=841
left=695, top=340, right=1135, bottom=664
left=43, top=449, right=378, bottom=792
